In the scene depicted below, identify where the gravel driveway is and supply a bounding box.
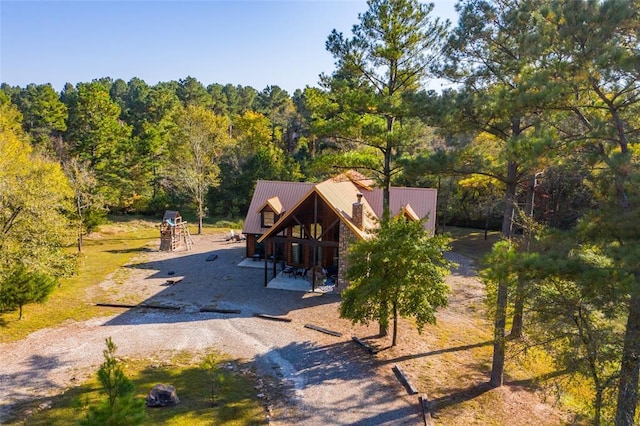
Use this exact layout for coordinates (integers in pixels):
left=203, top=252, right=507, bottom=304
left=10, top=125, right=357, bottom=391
left=0, top=234, right=421, bottom=425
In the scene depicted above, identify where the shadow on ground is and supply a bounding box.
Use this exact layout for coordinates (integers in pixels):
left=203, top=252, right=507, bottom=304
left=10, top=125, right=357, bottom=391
left=101, top=243, right=340, bottom=327
left=253, top=340, right=421, bottom=425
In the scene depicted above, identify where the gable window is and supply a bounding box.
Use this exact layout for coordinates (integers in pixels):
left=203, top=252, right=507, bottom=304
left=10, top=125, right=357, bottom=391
left=262, top=211, right=276, bottom=228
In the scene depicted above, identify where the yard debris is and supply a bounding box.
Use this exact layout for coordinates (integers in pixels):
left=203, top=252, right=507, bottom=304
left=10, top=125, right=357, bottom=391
left=419, top=394, right=435, bottom=426
left=304, top=323, right=342, bottom=337
left=206, top=253, right=218, bottom=261
left=146, top=383, right=180, bottom=407
left=393, top=364, right=418, bottom=395
left=199, top=307, right=241, bottom=314
left=253, top=313, right=292, bottom=322
left=352, top=336, right=378, bottom=354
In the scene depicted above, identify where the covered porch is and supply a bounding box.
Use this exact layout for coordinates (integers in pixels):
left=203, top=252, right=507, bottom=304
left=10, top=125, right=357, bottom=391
left=259, top=191, right=342, bottom=291
left=237, top=256, right=336, bottom=293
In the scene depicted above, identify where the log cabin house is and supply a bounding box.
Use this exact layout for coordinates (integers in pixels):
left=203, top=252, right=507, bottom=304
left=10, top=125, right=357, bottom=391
left=242, top=171, right=437, bottom=290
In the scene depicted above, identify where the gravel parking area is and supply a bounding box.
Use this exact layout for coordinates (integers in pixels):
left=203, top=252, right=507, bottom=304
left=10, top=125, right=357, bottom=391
left=0, top=233, right=422, bottom=425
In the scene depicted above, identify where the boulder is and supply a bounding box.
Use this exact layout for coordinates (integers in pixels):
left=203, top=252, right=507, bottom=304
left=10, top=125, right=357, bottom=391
left=146, top=383, right=179, bottom=407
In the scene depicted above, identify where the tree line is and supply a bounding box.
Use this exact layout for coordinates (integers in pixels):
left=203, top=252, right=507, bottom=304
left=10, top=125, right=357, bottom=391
left=1, top=0, right=639, bottom=423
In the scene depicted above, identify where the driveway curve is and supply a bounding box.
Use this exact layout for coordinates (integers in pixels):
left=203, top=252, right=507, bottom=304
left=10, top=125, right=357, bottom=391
left=1, top=234, right=421, bottom=425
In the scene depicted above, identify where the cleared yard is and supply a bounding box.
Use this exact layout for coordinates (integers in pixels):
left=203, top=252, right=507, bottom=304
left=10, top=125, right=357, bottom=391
left=0, top=224, right=573, bottom=425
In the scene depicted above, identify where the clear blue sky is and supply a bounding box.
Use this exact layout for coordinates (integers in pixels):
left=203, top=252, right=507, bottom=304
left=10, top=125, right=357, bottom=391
left=1, top=0, right=458, bottom=94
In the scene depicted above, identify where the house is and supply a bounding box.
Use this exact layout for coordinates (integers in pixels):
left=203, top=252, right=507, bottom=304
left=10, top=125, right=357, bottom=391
left=242, top=171, right=437, bottom=290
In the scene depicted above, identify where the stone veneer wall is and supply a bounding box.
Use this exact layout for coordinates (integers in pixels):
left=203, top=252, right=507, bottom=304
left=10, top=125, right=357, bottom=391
left=352, top=201, right=363, bottom=230
left=337, top=222, right=358, bottom=292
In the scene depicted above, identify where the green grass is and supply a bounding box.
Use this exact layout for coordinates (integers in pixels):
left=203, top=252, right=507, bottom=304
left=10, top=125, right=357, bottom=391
left=12, top=353, right=265, bottom=425
left=445, top=225, right=502, bottom=262
left=0, top=217, right=228, bottom=343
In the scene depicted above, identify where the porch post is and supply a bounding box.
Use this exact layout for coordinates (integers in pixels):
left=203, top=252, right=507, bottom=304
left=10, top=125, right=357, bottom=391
left=312, top=193, right=318, bottom=292
left=264, top=243, right=268, bottom=287
left=272, top=240, right=277, bottom=278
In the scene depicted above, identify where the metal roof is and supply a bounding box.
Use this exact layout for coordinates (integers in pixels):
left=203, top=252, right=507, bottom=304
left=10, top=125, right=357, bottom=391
left=244, top=174, right=438, bottom=239
left=257, top=196, right=283, bottom=215
left=362, top=187, right=438, bottom=232
left=242, top=181, right=314, bottom=235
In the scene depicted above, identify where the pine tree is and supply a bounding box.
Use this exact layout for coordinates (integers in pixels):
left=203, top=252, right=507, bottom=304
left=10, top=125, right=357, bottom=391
left=81, top=338, right=146, bottom=426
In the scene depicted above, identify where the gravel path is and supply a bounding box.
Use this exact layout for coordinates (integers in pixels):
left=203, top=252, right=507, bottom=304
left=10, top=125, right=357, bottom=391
left=0, top=234, right=421, bottom=425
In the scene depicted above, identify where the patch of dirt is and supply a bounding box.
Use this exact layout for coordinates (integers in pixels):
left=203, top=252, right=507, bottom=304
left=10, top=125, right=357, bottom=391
left=0, top=233, right=572, bottom=425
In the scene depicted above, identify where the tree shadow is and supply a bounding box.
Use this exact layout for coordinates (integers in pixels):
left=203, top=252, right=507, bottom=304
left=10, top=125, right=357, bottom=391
left=100, top=244, right=339, bottom=327
left=378, top=340, right=493, bottom=365
left=427, top=367, right=571, bottom=416
left=429, top=382, right=493, bottom=412
left=0, top=354, right=68, bottom=422
left=251, top=340, right=421, bottom=425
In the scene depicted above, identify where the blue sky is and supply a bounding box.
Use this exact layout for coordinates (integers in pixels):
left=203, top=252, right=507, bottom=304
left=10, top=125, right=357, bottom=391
left=1, top=0, right=458, bottom=94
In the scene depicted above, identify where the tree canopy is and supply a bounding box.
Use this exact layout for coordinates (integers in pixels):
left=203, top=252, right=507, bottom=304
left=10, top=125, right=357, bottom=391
left=341, top=216, right=451, bottom=346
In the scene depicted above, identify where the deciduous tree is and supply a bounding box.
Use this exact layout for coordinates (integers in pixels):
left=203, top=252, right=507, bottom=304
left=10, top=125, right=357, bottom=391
left=0, top=96, right=75, bottom=314
left=169, top=105, right=231, bottom=233
left=341, top=217, right=451, bottom=346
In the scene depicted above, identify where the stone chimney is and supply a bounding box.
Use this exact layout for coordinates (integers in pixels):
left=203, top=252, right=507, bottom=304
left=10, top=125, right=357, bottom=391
left=352, top=193, right=364, bottom=230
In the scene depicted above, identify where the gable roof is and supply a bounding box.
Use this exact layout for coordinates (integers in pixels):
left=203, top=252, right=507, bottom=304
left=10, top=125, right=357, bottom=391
left=257, top=196, right=283, bottom=215
left=243, top=173, right=437, bottom=239
left=401, top=204, right=420, bottom=221
left=242, top=181, right=314, bottom=235
left=361, top=186, right=438, bottom=232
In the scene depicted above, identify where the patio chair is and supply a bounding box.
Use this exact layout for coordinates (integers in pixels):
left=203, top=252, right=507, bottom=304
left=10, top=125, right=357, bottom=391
left=282, top=265, right=295, bottom=277
left=295, top=268, right=308, bottom=279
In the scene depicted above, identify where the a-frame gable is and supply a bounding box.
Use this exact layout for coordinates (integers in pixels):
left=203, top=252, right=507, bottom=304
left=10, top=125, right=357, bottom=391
left=257, top=182, right=375, bottom=243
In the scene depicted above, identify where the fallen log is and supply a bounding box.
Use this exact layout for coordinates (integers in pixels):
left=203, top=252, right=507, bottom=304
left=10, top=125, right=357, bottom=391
left=419, top=394, right=434, bottom=426
left=200, top=307, right=241, bottom=314
left=96, top=303, right=137, bottom=309
left=393, top=364, right=418, bottom=395
left=304, top=323, right=342, bottom=337
left=95, top=303, right=180, bottom=311
left=253, top=313, right=292, bottom=322
left=352, top=336, right=378, bottom=354
left=139, top=304, right=181, bottom=311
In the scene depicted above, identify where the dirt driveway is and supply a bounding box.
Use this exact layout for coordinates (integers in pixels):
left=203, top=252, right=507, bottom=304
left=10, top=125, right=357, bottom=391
left=1, top=234, right=423, bottom=425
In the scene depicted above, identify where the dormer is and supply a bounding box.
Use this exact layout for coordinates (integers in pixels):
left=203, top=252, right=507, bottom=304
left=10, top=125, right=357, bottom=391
left=257, top=196, right=283, bottom=228
left=400, top=204, right=420, bottom=221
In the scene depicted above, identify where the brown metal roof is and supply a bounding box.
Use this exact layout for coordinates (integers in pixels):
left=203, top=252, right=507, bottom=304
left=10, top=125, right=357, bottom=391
left=257, top=196, right=283, bottom=215
left=362, top=187, right=437, bottom=233
left=315, top=179, right=377, bottom=237
left=244, top=174, right=438, bottom=238
left=242, top=181, right=314, bottom=235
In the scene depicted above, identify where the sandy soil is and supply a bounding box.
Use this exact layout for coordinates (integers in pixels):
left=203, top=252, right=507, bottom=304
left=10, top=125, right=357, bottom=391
left=0, top=233, right=569, bottom=425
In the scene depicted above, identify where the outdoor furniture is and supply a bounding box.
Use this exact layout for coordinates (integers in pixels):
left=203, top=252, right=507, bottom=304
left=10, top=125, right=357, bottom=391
left=282, top=266, right=295, bottom=277
left=295, top=268, right=308, bottom=279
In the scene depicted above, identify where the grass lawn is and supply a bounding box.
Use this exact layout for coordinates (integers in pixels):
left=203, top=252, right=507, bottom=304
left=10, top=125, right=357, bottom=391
left=444, top=225, right=502, bottom=262
left=0, top=218, right=225, bottom=343
left=19, top=352, right=265, bottom=425
left=2, top=217, right=265, bottom=425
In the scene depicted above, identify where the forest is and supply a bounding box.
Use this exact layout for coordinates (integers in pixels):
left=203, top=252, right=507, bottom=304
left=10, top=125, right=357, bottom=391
left=1, top=0, right=639, bottom=424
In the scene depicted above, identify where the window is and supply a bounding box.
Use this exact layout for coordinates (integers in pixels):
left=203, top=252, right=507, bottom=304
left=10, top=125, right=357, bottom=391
left=292, top=243, right=302, bottom=264
left=291, top=224, right=322, bottom=239
left=262, top=211, right=276, bottom=227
